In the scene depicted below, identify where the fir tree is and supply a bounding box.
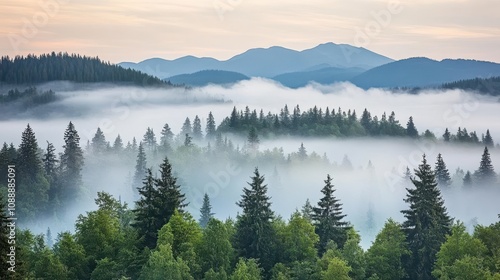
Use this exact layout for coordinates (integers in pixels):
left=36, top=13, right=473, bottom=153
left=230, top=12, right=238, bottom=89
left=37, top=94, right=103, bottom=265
left=154, top=157, right=188, bottom=232
left=133, top=143, right=147, bottom=192
left=443, top=128, right=451, bottom=142
left=112, top=135, right=123, bottom=153
left=42, top=141, right=58, bottom=180
left=401, top=155, right=452, bottom=280
left=60, top=121, right=84, bottom=205
left=474, top=146, right=496, bottom=185
left=247, top=127, right=259, bottom=151
left=406, top=116, right=419, bottom=138
left=192, top=115, right=203, bottom=141
left=298, top=143, right=307, bottom=161
left=199, top=193, right=214, bottom=229
left=184, top=134, right=193, bottom=147
left=46, top=228, right=53, bottom=248
left=235, top=168, right=275, bottom=273
left=435, top=153, right=451, bottom=187
left=206, top=112, right=216, bottom=140
left=181, top=117, right=192, bottom=136
left=301, top=199, right=314, bottom=222
left=312, top=174, right=350, bottom=254
left=160, top=123, right=174, bottom=153
left=142, top=127, right=157, bottom=153
left=483, top=129, right=494, bottom=147
left=90, top=127, right=107, bottom=155
left=132, top=168, right=158, bottom=249
left=463, top=171, right=473, bottom=188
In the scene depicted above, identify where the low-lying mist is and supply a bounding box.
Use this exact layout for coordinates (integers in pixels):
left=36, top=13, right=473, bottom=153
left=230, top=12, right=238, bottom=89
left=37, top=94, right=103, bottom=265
left=1, top=79, right=499, bottom=249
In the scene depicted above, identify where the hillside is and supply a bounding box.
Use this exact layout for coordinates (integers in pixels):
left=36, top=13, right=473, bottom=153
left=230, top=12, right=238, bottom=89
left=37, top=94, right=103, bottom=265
left=0, top=52, right=167, bottom=86
left=272, top=67, right=365, bottom=88
left=350, top=57, right=500, bottom=88
left=442, top=76, right=500, bottom=96
left=166, top=70, right=250, bottom=86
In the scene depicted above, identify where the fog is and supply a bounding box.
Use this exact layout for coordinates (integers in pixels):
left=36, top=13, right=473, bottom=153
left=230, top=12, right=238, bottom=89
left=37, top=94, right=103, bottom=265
left=1, top=79, right=499, bottom=248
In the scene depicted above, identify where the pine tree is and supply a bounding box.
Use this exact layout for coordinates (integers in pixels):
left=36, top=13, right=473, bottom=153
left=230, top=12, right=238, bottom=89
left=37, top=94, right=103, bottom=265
left=206, top=112, right=216, bottom=140
left=90, top=127, right=107, bottom=155
left=483, top=129, right=494, bottom=147
left=192, top=115, right=203, bottom=141
left=406, top=116, right=419, bottom=138
left=154, top=157, right=188, bottom=232
left=298, top=143, right=307, bottom=161
left=112, top=135, right=123, bottom=153
left=18, top=124, right=49, bottom=220
left=435, top=153, right=451, bottom=187
left=312, top=174, right=350, bottom=254
left=235, top=168, right=275, bottom=273
left=199, top=193, right=214, bottom=229
left=60, top=121, right=84, bottom=205
left=46, top=228, right=53, bottom=248
left=463, top=171, right=472, bottom=188
left=181, top=117, right=192, bottom=136
left=42, top=141, right=58, bottom=180
left=133, top=142, right=147, bottom=192
left=160, top=123, right=174, bottom=153
left=132, top=168, right=158, bottom=249
left=142, top=127, right=157, bottom=153
left=443, top=128, right=451, bottom=142
left=301, top=199, right=314, bottom=222
left=401, top=155, right=452, bottom=280
left=247, top=127, right=259, bottom=151
left=474, top=146, right=496, bottom=186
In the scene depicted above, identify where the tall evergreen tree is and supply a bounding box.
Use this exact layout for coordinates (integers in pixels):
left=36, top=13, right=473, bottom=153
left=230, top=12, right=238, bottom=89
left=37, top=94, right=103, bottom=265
left=181, top=117, right=192, bottom=136
left=435, top=153, right=451, bottom=187
left=142, top=127, right=157, bottom=153
left=301, top=199, right=314, bottom=222
left=133, top=143, right=147, bottom=192
left=154, top=157, right=188, bottom=233
left=132, top=169, right=158, bottom=249
left=235, top=168, right=275, bottom=273
left=483, top=129, right=494, bottom=147
left=112, top=135, right=123, bottom=153
left=443, top=128, right=451, bottom=142
left=90, top=127, right=107, bottom=155
left=160, top=123, right=174, bottom=152
left=406, top=116, right=419, bottom=138
left=312, top=174, right=350, bottom=254
left=42, top=141, right=58, bottom=180
left=206, top=112, right=217, bottom=140
left=60, top=121, right=84, bottom=205
left=192, top=115, right=203, bottom=141
left=298, top=143, right=307, bottom=161
left=474, top=146, right=496, bottom=186
left=247, top=127, right=259, bottom=151
left=18, top=124, right=49, bottom=220
left=401, top=155, right=452, bottom=280
left=199, top=193, right=214, bottom=229
left=463, top=171, right=473, bottom=188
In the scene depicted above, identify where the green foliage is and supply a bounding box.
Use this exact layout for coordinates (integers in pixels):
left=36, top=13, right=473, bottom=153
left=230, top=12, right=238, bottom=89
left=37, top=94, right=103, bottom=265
left=230, top=258, right=263, bottom=280
left=433, top=222, right=488, bottom=279
left=474, top=147, right=497, bottom=185
left=312, top=174, right=350, bottom=254
left=341, top=228, right=366, bottom=279
left=474, top=221, right=500, bottom=273
left=140, top=243, right=193, bottom=280
left=321, top=257, right=351, bottom=280
left=365, top=219, right=409, bottom=280
left=199, top=193, right=214, bottom=229
left=402, top=155, right=452, bottom=280
left=198, top=218, right=234, bottom=275
left=280, top=211, right=319, bottom=263
left=53, top=231, right=89, bottom=279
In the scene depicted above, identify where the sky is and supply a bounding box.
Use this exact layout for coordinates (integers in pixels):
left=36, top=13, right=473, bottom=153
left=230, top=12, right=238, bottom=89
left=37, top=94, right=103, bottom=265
left=1, top=0, right=500, bottom=64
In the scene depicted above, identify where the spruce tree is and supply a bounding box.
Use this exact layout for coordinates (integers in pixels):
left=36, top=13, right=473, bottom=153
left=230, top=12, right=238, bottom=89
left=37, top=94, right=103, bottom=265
left=443, top=128, right=451, bottom=142
left=247, top=127, right=259, bottom=151
left=133, top=142, right=147, bottom=192
left=60, top=121, right=84, bottom=205
left=90, top=127, right=107, bottom=155
left=401, top=155, right=452, bottom=280
left=181, top=117, right=192, bottom=136
left=18, top=124, right=49, bottom=220
left=435, top=153, right=451, bottom=187
left=406, top=116, right=419, bottom=138
left=42, top=141, right=58, bottom=180
left=199, top=193, right=214, bottom=229
left=298, top=143, right=307, bottom=160
left=112, top=135, right=123, bottom=153
left=301, top=199, right=314, bottom=222
left=235, top=168, right=275, bottom=273
left=463, top=171, right=472, bottom=188
left=474, top=146, right=496, bottom=186
left=142, top=127, right=157, bottom=153
left=192, top=115, right=203, bottom=141
left=206, top=112, right=216, bottom=140
left=154, top=157, right=188, bottom=231
left=483, top=129, right=494, bottom=147
left=132, top=168, right=158, bottom=249
left=160, top=123, right=174, bottom=153
left=312, top=174, right=350, bottom=254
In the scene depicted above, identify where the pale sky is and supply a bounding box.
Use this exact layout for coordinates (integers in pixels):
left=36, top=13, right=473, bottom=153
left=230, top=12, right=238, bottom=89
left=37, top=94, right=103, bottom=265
left=1, top=0, right=499, bottom=63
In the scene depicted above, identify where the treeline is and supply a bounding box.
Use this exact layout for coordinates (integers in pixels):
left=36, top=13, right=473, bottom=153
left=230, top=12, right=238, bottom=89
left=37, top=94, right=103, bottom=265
left=0, top=53, right=168, bottom=86
left=442, top=76, right=500, bottom=96
left=1, top=152, right=500, bottom=279
left=0, top=87, right=57, bottom=107
left=216, top=105, right=495, bottom=147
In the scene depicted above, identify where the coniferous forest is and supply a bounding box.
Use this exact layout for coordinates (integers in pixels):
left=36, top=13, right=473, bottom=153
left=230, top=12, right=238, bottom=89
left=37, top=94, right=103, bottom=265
left=1, top=105, right=500, bottom=280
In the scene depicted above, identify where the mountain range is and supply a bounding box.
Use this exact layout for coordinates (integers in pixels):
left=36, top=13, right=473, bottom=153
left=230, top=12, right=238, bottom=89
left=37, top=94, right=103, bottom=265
left=119, top=43, right=500, bottom=89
